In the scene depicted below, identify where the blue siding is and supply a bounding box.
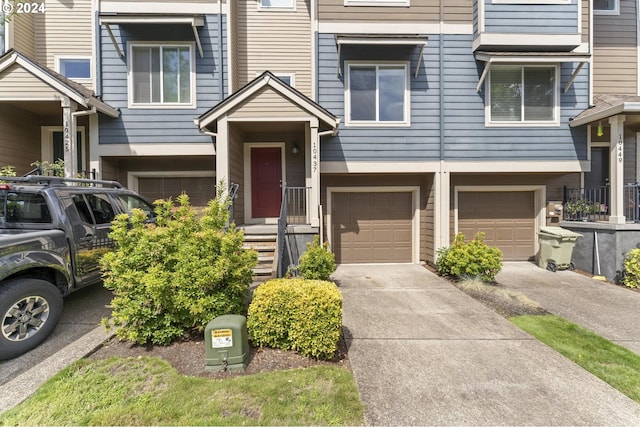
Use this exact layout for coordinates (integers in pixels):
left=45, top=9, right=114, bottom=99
left=317, top=33, right=589, bottom=162
left=99, top=16, right=227, bottom=145
left=484, top=0, right=579, bottom=34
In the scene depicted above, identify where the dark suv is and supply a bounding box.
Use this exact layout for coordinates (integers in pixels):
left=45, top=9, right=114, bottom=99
left=0, top=176, right=154, bottom=359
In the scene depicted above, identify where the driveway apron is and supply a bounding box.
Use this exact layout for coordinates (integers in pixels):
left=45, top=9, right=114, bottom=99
left=333, top=264, right=640, bottom=426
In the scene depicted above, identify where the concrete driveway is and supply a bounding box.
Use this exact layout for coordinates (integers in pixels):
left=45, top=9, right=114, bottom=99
left=497, top=262, right=640, bottom=355
left=333, top=264, right=640, bottom=425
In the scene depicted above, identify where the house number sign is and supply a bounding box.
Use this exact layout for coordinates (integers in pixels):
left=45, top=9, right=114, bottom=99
left=617, top=136, right=623, bottom=163
left=312, top=140, right=318, bottom=173
left=63, top=119, right=71, bottom=153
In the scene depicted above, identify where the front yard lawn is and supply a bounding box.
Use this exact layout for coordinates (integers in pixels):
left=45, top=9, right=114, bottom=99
left=0, top=357, right=364, bottom=426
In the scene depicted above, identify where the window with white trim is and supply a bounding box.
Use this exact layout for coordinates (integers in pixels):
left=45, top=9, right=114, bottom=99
left=488, top=65, right=557, bottom=124
left=260, top=0, right=294, bottom=9
left=57, top=57, right=91, bottom=80
left=594, top=0, right=618, bottom=14
left=346, top=63, right=409, bottom=126
left=130, top=44, right=195, bottom=106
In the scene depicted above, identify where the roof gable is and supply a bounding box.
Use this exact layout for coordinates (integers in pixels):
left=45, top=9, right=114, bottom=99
left=195, top=71, right=339, bottom=134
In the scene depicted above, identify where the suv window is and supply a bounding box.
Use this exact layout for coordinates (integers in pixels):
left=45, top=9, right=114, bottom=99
left=117, top=194, right=155, bottom=219
left=72, top=194, right=116, bottom=225
left=0, top=192, right=52, bottom=223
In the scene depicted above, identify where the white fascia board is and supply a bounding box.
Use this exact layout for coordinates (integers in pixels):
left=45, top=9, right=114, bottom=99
left=319, top=22, right=472, bottom=35
left=99, top=15, right=205, bottom=26
left=100, top=1, right=223, bottom=14
left=97, top=143, right=215, bottom=157
left=472, top=33, right=582, bottom=52
left=569, top=103, right=640, bottom=127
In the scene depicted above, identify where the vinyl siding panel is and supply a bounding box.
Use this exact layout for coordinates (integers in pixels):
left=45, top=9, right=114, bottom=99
left=34, top=0, right=93, bottom=89
left=0, top=64, right=60, bottom=98
left=12, top=14, right=36, bottom=58
left=318, top=0, right=472, bottom=23
left=581, top=0, right=589, bottom=44
left=318, top=33, right=589, bottom=162
left=229, top=126, right=245, bottom=224
left=229, top=88, right=313, bottom=118
left=483, top=0, right=579, bottom=34
left=0, top=105, right=41, bottom=174
left=99, top=17, right=226, bottom=145
left=235, top=0, right=311, bottom=97
left=593, top=0, right=638, bottom=95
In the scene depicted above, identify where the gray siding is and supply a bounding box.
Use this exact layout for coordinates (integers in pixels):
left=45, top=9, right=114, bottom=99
left=483, top=0, right=579, bottom=34
left=318, top=33, right=589, bottom=162
left=99, top=16, right=227, bottom=144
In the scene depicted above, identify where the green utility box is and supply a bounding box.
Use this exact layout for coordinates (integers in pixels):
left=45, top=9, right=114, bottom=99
left=538, top=226, right=582, bottom=272
left=204, top=314, right=249, bottom=372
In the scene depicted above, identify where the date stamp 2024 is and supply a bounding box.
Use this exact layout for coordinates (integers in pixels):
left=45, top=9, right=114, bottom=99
left=2, top=1, right=46, bottom=15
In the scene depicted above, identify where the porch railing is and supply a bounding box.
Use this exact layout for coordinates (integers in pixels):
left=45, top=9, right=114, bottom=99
left=563, top=183, right=640, bottom=223
left=276, top=186, right=311, bottom=277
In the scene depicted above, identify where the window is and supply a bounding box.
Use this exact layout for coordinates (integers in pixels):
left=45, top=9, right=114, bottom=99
left=1, top=192, right=51, bottom=224
left=117, top=194, right=156, bottom=219
left=57, top=57, right=91, bottom=79
left=130, top=44, right=194, bottom=107
left=72, top=194, right=116, bottom=225
left=488, top=65, right=557, bottom=124
left=594, top=0, right=618, bottom=14
left=260, top=0, right=294, bottom=9
left=346, top=63, right=409, bottom=126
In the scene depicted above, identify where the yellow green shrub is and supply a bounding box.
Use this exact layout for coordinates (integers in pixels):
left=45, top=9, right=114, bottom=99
left=622, top=248, right=640, bottom=289
left=247, top=278, right=342, bottom=359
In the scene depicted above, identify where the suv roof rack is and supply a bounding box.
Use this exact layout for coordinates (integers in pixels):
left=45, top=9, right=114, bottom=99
left=0, top=176, right=124, bottom=188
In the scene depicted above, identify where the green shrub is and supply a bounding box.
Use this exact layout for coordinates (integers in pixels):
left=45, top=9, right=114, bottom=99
left=100, top=191, right=257, bottom=345
left=622, top=248, right=640, bottom=289
left=297, top=236, right=336, bottom=280
left=0, top=165, right=16, bottom=177
left=247, top=278, right=342, bottom=359
left=436, top=232, right=503, bottom=283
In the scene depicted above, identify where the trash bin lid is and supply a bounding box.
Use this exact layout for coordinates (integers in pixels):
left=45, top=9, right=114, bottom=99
left=538, top=226, right=583, bottom=238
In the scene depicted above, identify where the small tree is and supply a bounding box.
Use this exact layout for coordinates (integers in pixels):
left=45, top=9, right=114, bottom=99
left=101, top=190, right=257, bottom=345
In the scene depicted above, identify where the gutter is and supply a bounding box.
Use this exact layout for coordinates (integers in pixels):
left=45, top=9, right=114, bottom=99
left=569, top=102, right=640, bottom=127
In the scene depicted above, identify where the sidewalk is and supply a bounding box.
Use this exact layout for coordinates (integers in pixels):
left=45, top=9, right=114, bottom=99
left=333, top=264, right=640, bottom=425
left=496, top=262, right=640, bottom=355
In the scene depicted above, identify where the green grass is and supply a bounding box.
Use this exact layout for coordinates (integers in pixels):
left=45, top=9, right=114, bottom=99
left=511, top=315, right=640, bottom=403
left=0, top=357, right=364, bottom=426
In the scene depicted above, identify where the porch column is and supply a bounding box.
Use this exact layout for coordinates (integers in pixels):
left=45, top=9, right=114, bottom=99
left=89, top=114, right=100, bottom=179
left=216, top=116, right=230, bottom=193
left=434, top=164, right=450, bottom=260
left=307, top=119, right=320, bottom=227
left=61, top=97, right=78, bottom=178
left=609, top=115, right=626, bottom=224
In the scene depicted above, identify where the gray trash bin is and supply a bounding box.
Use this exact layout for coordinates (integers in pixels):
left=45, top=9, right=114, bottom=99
left=538, top=226, right=582, bottom=272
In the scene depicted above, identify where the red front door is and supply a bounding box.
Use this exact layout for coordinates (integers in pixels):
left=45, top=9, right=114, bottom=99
left=251, top=147, right=282, bottom=218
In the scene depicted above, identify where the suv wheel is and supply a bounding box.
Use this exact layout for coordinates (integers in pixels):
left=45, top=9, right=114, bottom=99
left=0, top=279, right=63, bottom=360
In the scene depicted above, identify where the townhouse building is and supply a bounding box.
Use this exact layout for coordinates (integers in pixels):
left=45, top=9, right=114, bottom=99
left=1, top=0, right=638, bottom=279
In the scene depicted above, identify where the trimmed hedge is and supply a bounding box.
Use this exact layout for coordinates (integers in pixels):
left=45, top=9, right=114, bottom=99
left=247, top=278, right=342, bottom=359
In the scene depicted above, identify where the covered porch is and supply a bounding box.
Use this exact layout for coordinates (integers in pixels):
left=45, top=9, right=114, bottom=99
left=0, top=50, right=119, bottom=177
left=195, top=72, right=340, bottom=277
left=565, top=94, right=640, bottom=280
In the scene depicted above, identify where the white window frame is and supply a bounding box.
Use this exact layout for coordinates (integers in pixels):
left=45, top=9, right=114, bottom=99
left=593, top=0, right=619, bottom=15
left=55, top=56, right=92, bottom=81
left=255, top=72, right=295, bottom=87
left=258, top=0, right=296, bottom=11
left=345, top=61, right=411, bottom=127
left=127, top=42, right=197, bottom=109
left=486, top=64, right=560, bottom=127
left=344, top=0, right=410, bottom=6
left=491, top=0, right=570, bottom=4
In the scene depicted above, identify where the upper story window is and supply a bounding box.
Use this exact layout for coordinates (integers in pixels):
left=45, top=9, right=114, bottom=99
left=346, top=63, right=410, bottom=126
left=57, top=57, right=91, bottom=80
left=594, top=0, right=618, bottom=14
left=488, top=65, right=558, bottom=125
left=259, top=0, right=295, bottom=9
left=129, top=43, right=195, bottom=108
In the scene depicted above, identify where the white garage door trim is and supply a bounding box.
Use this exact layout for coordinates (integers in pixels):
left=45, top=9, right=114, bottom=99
left=127, top=170, right=216, bottom=193
left=327, top=186, right=421, bottom=264
left=454, top=185, right=546, bottom=256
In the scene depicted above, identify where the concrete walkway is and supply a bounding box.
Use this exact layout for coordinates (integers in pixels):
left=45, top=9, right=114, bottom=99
left=333, top=264, right=640, bottom=426
left=497, top=262, right=640, bottom=355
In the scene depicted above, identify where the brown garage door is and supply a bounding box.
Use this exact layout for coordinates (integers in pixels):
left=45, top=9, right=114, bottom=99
left=138, top=177, right=216, bottom=207
left=458, top=191, right=535, bottom=261
left=332, top=192, right=412, bottom=264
